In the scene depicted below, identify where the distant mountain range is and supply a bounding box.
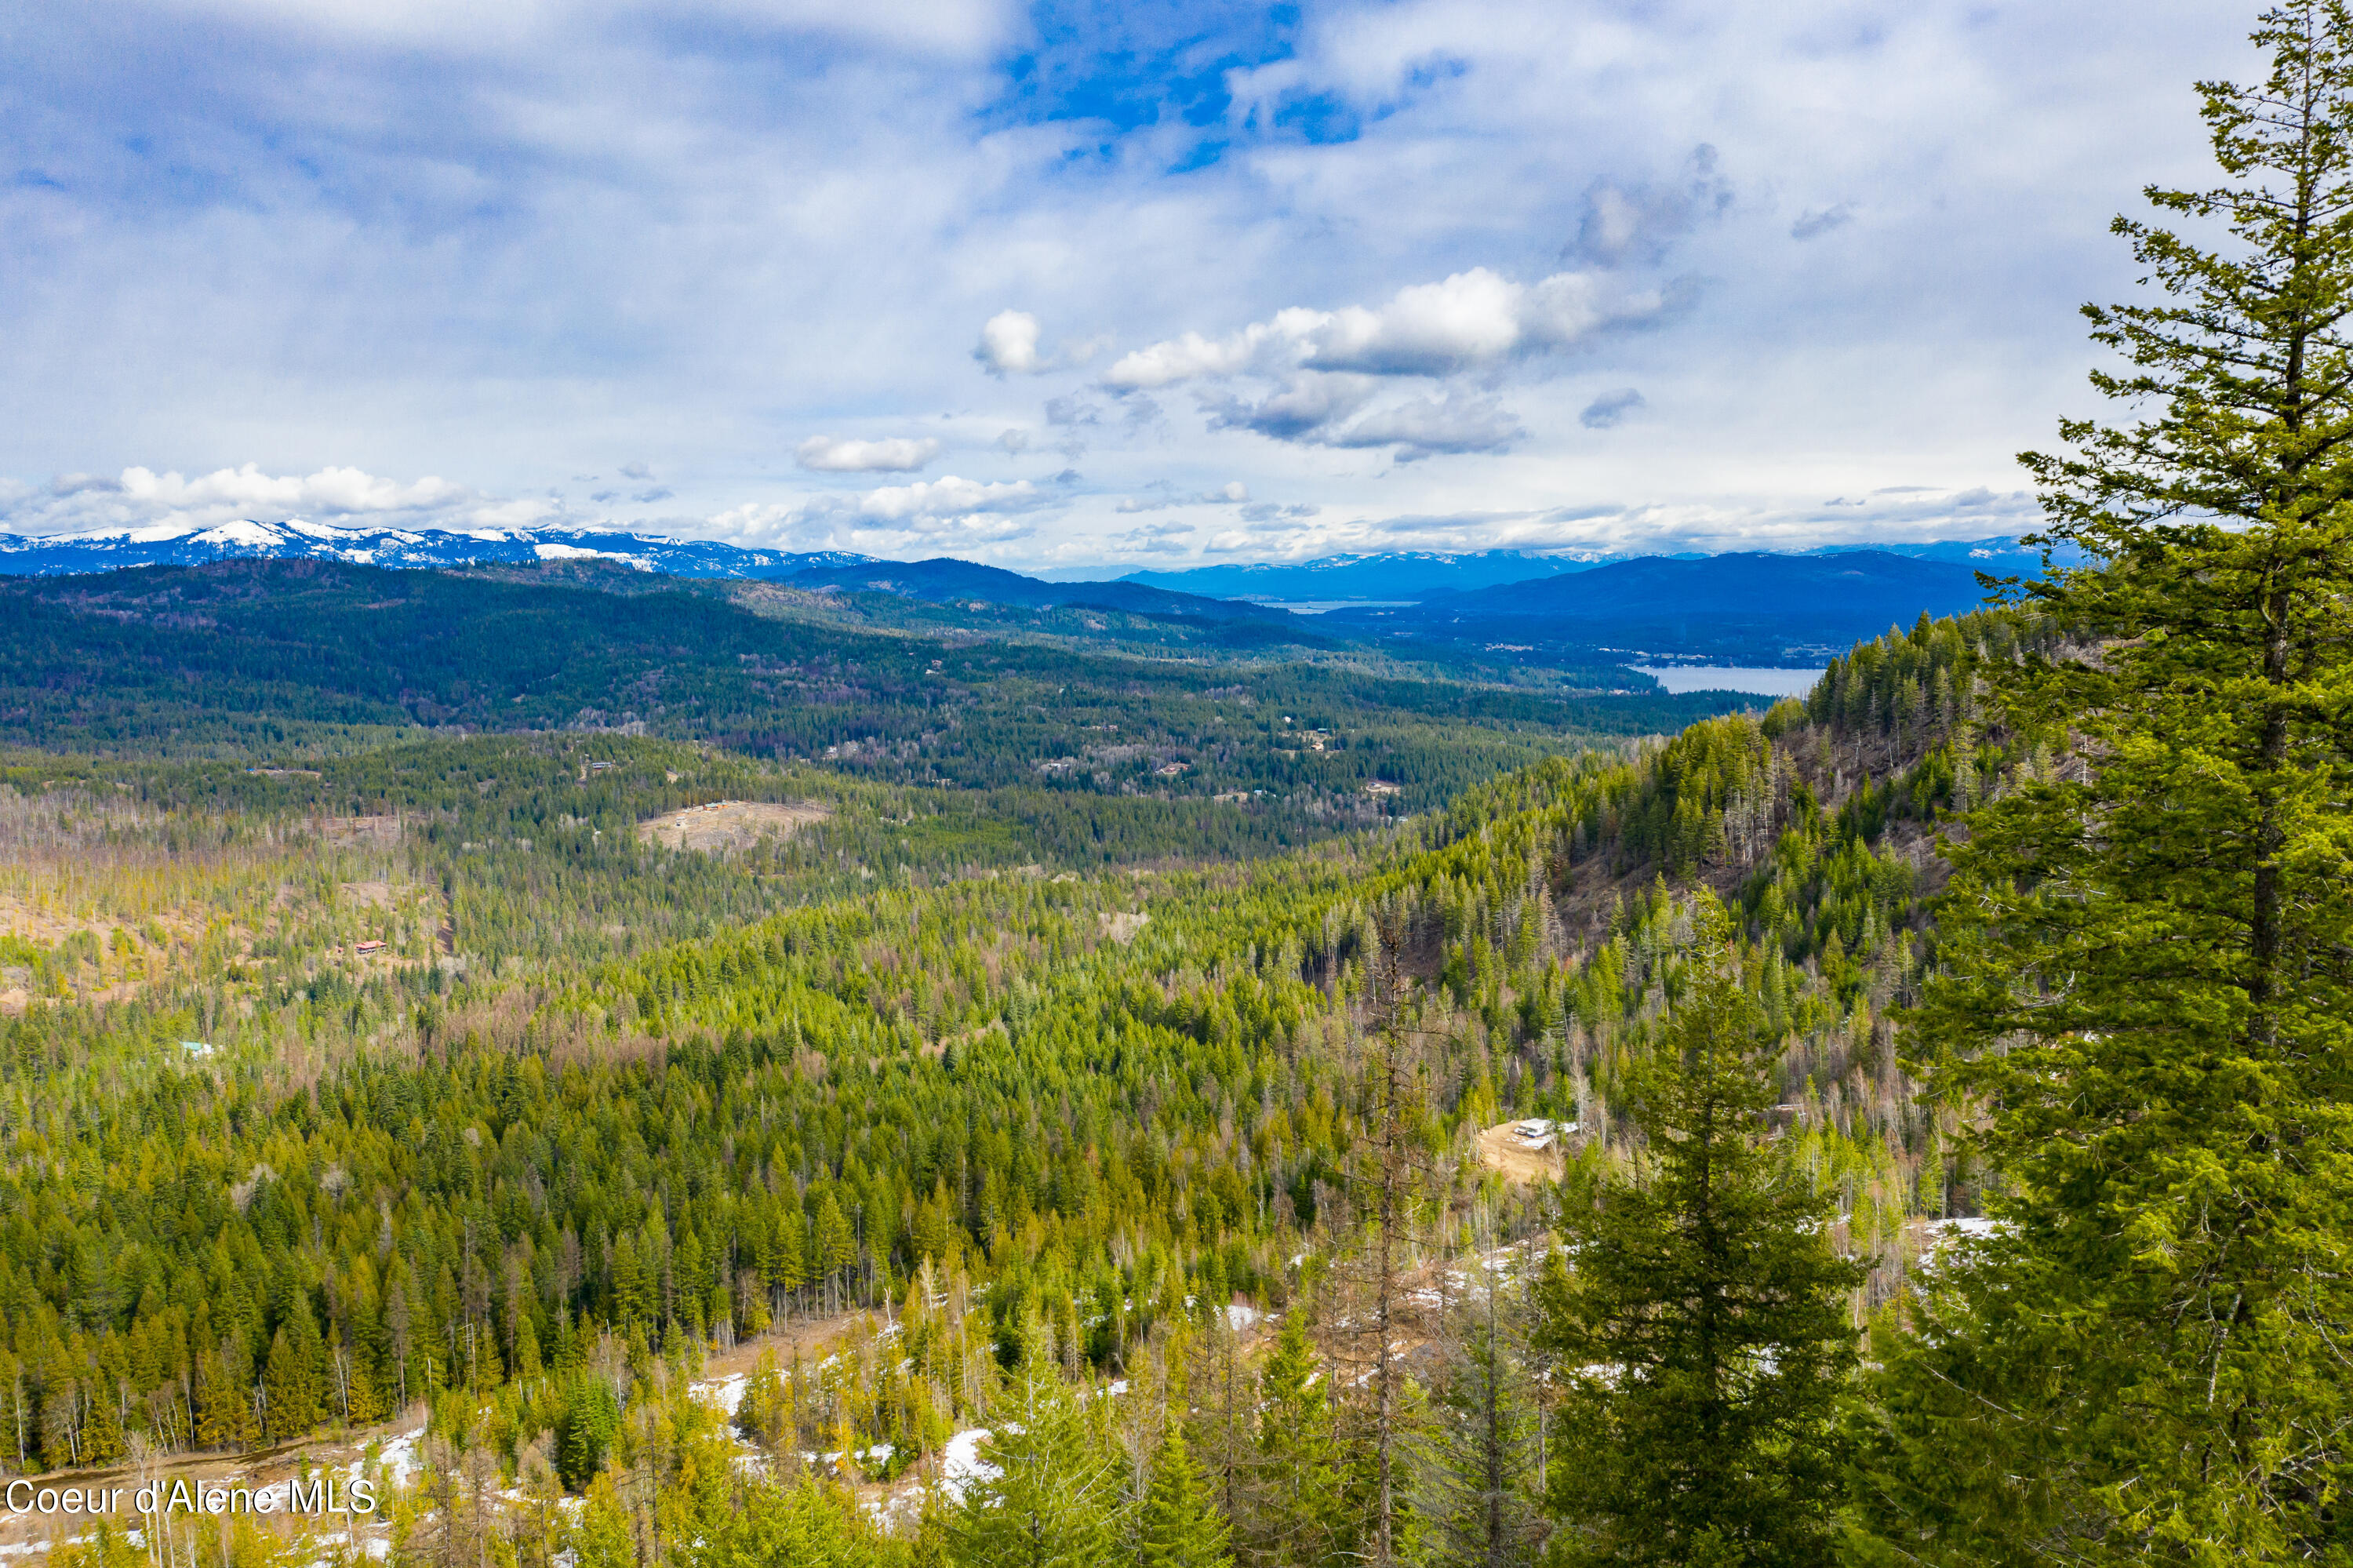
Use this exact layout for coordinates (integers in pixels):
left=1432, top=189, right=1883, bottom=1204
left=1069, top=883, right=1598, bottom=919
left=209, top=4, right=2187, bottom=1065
left=0, top=521, right=2049, bottom=664
left=784, top=557, right=1294, bottom=623
left=1119, top=550, right=1635, bottom=602
left=0, top=518, right=867, bottom=579
left=1125, top=537, right=2064, bottom=603
left=1326, top=551, right=1998, bottom=663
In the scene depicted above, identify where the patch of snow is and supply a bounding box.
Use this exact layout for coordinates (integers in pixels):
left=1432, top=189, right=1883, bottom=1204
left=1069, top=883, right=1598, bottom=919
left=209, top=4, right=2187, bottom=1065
left=359, top=1427, right=427, bottom=1491
left=941, top=1428, right=998, bottom=1504
left=192, top=520, right=288, bottom=548
left=693, top=1373, right=748, bottom=1416
left=1224, top=1303, right=1260, bottom=1332
left=1927, top=1217, right=2002, bottom=1239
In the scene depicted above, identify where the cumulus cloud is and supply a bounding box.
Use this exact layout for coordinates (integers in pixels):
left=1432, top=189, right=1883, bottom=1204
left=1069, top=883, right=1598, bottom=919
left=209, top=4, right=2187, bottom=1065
left=632, top=486, right=675, bottom=504
left=973, top=311, right=1102, bottom=378
left=1580, top=388, right=1646, bottom=428
left=975, top=310, right=1044, bottom=376
left=707, top=472, right=1064, bottom=555
left=1206, top=378, right=1520, bottom=460
left=795, top=434, right=942, bottom=472
left=1105, top=267, right=1673, bottom=391
left=1322, top=395, right=1524, bottom=460
left=0, top=463, right=522, bottom=539
left=1205, top=374, right=1381, bottom=442
left=620, top=462, right=653, bottom=481
left=834, top=475, right=1045, bottom=523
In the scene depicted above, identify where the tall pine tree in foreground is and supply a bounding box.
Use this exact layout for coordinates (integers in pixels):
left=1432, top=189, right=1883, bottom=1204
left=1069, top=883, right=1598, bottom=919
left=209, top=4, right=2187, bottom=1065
left=944, top=1353, right=1129, bottom=1568
left=1855, top=4, right=2353, bottom=1562
left=1139, top=1420, right=1233, bottom=1568
left=1537, top=892, right=1862, bottom=1567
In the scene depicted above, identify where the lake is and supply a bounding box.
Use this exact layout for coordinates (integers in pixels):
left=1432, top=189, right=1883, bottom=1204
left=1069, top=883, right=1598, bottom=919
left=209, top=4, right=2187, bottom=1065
left=1634, top=665, right=1827, bottom=697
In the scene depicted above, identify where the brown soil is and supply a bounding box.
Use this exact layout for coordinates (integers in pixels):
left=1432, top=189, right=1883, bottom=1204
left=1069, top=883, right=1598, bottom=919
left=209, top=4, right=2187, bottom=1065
left=1473, top=1120, right=1566, bottom=1185
left=637, top=800, right=830, bottom=853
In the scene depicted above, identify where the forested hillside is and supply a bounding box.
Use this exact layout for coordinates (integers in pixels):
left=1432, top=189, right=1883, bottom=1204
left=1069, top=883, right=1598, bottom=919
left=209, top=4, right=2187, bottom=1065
left=12, top=9, right=2353, bottom=1564
left=0, top=582, right=2038, bottom=1554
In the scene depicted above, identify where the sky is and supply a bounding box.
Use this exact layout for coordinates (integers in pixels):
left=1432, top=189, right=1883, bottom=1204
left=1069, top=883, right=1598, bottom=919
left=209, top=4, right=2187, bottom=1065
left=0, top=0, right=2254, bottom=572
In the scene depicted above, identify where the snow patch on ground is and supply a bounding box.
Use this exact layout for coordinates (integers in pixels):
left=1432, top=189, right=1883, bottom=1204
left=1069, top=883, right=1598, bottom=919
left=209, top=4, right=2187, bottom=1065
left=693, top=1373, right=749, bottom=1416
left=358, top=1427, right=427, bottom=1491
left=940, top=1429, right=998, bottom=1504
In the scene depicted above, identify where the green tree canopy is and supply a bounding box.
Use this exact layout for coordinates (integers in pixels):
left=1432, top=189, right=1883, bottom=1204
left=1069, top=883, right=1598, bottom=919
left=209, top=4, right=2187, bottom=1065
left=1861, top=3, right=2353, bottom=1562
left=1538, top=893, right=1862, bottom=1567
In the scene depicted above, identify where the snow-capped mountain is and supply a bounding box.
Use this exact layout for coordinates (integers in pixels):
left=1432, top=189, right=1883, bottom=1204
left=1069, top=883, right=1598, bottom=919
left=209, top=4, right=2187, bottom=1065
left=0, top=518, right=870, bottom=579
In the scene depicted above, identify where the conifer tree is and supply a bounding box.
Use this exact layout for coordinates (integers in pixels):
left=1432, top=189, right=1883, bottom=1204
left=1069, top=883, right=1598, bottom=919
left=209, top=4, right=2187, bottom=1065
left=262, top=1307, right=323, bottom=1441
left=1536, top=892, right=1861, bottom=1567
left=944, top=1356, right=1129, bottom=1568
left=1139, top=1421, right=1232, bottom=1568
left=566, top=1470, right=637, bottom=1568
left=1252, top=1312, right=1348, bottom=1568
left=1860, top=5, right=2353, bottom=1559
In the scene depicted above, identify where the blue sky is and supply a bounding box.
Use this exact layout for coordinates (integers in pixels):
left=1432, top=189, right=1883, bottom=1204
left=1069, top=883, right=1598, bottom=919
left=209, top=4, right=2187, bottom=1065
left=0, top=0, right=2250, bottom=569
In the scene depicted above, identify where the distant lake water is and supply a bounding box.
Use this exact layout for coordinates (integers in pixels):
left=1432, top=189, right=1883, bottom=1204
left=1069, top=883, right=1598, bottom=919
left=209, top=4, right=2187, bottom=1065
left=1255, top=599, right=1413, bottom=615
left=1635, top=666, right=1827, bottom=697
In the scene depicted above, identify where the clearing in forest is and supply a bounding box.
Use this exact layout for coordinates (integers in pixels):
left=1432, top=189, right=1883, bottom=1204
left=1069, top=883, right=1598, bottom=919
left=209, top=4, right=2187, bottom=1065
left=637, top=799, right=830, bottom=852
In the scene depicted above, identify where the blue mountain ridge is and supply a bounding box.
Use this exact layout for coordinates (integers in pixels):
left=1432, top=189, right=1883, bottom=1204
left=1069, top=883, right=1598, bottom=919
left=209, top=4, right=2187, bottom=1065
left=1124, top=537, right=2067, bottom=603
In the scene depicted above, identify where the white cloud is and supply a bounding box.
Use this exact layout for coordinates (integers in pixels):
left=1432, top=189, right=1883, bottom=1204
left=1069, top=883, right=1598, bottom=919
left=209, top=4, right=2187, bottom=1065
left=707, top=471, right=1062, bottom=554
left=1112, top=479, right=1250, bottom=512
left=121, top=462, right=465, bottom=515
left=842, top=474, right=1042, bottom=522
left=0, top=0, right=2244, bottom=572
left=1103, top=267, right=1675, bottom=391
left=795, top=435, right=943, bottom=471
left=975, top=310, right=1045, bottom=377
left=0, top=463, right=539, bottom=539
left=1324, top=395, right=1524, bottom=460
left=1203, top=377, right=1521, bottom=459
left=973, top=311, right=1107, bottom=378
left=153, top=0, right=1011, bottom=56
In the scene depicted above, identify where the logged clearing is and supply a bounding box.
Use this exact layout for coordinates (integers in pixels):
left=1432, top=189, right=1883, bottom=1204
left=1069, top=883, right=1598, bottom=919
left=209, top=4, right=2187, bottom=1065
left=638, top=799, right=830, bottom=852
left=1475, top=1119, right=1566, bottom=1184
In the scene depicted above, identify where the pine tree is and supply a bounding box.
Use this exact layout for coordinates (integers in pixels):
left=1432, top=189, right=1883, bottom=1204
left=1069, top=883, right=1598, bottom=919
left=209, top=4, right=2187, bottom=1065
left=1536, top=892, right=1862, bottom=1567
left=1252, top=1312, right=1347, bottom=1568
left=1138, top=1421, right=1232, bottom=1568
left=944, top=1357, right=1129, bottom=1568
left=556, top=1378, right=622, bottom=1490
left=262, top=1308, right=324, bottom=1442
left=566, top=1470, right=637, bottom=1568
left=79, top=1378, right=125, bottom=1467
left=1859, top=6, right=2353, bottom=1560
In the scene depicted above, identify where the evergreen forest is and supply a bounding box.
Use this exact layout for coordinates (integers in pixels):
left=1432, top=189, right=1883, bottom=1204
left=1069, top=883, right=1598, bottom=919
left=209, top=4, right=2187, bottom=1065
left=6, top=6, right=2353, bottom=1566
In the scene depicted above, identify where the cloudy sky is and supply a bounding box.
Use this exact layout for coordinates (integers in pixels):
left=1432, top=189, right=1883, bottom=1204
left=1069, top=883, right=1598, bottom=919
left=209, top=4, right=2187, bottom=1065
left=0, top=0, right=2251, bottom=571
